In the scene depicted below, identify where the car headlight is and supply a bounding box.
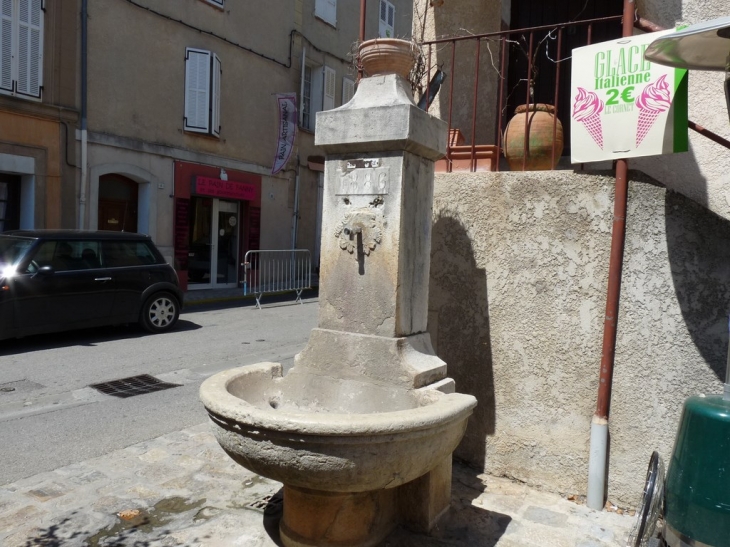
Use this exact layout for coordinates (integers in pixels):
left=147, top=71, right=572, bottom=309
left=1, top=265, right=16, bottom=278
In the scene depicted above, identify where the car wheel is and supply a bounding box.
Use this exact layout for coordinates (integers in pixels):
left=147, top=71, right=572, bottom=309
left=140, top=292, right=180, bottom=333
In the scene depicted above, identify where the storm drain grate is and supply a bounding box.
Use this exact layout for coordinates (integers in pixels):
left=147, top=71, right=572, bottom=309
left=89, top=374, right=181, bottom=398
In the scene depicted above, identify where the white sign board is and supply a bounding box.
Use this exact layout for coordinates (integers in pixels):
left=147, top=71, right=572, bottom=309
left=571, top=30, right=688, bottom=163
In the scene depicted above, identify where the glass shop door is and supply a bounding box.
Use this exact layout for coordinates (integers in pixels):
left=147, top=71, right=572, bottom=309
left=188, top=197, right=239, bottom=289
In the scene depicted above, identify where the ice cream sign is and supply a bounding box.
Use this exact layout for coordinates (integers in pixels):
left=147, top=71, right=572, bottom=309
left=571, top=29, right=688, bottom=163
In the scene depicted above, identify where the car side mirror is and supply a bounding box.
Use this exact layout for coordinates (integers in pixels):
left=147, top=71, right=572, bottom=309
left=33, top=265, right=55, bottom=278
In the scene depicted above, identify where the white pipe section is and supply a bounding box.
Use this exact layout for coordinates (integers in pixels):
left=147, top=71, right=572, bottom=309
left=587, top=416, right=608, bottom=510
left=79, top=128, right=87, bottom=229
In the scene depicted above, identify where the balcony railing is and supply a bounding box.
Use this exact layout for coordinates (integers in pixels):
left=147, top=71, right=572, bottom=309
left=421, top=15, right=730, bottom=173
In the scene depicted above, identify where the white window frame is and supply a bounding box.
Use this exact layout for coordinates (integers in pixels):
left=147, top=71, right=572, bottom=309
left=0, top=0, right=44, bottom=101
left=314, top=0, right=336, bottom=28
left=323, top=65, right=336, bottom=111
left=299, top=47, right=339, bottom=133
left=200, top=0, right=224, bottom=8
left=184, top=47, right=221, bottom=137
left=342, top=77, right=355, bottom=105
left=379, top=0, right=395, bottom=38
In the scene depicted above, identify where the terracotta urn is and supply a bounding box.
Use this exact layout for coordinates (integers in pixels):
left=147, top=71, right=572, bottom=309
left=503, top=103, right=564, bottom=171
left=358, top=38, right=417, bottom=80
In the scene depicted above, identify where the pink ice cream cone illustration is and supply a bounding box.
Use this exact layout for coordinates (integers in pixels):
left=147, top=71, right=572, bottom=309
left=635, top=74, right=672, bottom=147
left=572, top=87, right=605, bottom=149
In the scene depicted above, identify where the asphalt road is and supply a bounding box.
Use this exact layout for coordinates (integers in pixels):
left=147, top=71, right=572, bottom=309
left=0, top=296, right=318, bottom=485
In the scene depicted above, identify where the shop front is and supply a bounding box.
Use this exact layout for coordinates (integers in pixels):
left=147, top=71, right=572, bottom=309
left=173, top=161, right=261, bottom=292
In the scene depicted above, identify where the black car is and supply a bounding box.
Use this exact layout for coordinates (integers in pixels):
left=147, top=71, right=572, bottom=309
left=0, top=230, right=183, bottom=341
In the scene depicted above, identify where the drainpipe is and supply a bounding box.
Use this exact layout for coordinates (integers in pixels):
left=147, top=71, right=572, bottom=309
left=299, top=46, right=306, bottom=127
left=586, top=0, right=634, bottom=511
left=78, top=0, right=88, bottom=229
left=291, top=158, right=301, bottom=249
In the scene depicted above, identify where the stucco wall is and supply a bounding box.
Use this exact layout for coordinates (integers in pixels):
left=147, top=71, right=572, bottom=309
left=87, top=0, right=295, bottom=167
left=430, top=170, right=729, bottom=506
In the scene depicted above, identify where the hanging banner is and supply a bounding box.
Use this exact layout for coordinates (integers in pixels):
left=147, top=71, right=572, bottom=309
left=571, top=29, right=688, bottom=163
left=272, top=93, right=298, bottom=175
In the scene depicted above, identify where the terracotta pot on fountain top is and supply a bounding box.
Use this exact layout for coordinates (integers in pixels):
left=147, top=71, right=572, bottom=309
left=358, top=38, right=417, bottom=80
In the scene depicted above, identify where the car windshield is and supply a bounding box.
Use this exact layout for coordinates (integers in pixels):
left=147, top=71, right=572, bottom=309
left=0, top=236, right=35, bottom=266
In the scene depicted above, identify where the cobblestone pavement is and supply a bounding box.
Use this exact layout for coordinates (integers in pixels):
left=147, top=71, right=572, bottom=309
left=0, top=422, right=634, bottom=546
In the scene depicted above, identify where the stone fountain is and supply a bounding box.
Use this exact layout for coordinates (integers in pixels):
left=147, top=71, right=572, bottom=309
left=200, top=39, right=477, bottom=547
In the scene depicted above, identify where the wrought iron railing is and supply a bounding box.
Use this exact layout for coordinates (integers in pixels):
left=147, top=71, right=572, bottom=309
left=421, top=14, right=730, bottom=173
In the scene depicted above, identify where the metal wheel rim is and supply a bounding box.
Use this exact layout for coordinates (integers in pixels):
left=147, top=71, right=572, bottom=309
left=148, top=297, right=175, bottom=328
left=628, top=451, right=665, bottom=547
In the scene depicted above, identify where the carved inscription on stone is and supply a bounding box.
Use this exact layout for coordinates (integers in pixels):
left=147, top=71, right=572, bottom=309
left=337, top=159, right=389, bottom=195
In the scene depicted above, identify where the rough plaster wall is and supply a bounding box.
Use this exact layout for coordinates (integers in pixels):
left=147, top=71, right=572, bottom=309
left=260, top=175, right=295, bottom=250
left=631, top=0, right=730, bottom=221
left=610, top=174, right=730, bottom=504
left=430, top=171, right=729, bottom=506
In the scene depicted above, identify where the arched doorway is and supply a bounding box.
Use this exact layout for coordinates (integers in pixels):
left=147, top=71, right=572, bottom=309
left=98, top=174, right=138, bottom=232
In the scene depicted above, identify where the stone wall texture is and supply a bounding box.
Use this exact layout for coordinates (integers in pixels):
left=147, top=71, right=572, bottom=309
left=429, top=171, right=730, bottom=506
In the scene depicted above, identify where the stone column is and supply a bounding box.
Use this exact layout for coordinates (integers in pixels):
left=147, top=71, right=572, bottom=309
left=291, top=74, right=451, bottom=391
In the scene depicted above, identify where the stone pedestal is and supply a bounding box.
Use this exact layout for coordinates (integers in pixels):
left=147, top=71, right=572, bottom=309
left=398, top=456, right=453, bottom=532
left=305, top=74, right=449, bottom=391
left=279, top=458, right=453, bottom=547
left=280, top=486, right=397, bottom=547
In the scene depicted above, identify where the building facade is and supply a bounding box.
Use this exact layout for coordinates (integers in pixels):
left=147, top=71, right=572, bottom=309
left=0, top=0, right=80, bottom=233
left=82, top=0, right=412, bottom=291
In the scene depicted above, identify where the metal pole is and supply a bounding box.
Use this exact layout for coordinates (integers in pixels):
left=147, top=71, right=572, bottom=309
left=496, top=35, right=507, bottom=171
left=470, top=39, right=481, bottom=172
left=587, top=0, right=634, bottom=511
left=358, top=0, right=367, bottom=82
left=551, top=28, right=563, bottom=169
left=79, top=0, right=88, bottom=229
left=446, top=41, right=456, bottom=172
left=522, top=32, right=534, bottom=171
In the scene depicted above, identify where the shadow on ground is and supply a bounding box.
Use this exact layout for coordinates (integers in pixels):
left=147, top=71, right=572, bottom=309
left=382, top=465, right=511, bottom=546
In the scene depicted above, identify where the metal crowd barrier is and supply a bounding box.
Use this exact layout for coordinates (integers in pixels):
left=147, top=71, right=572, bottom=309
left=242, top=249, right=312, bottom=309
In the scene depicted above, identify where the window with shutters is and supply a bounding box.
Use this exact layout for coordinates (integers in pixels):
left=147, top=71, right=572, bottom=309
left=0, top=0, right=44, bottom=100
left=322, top=66, right=336, bottom=111
left=378, top=0, right=395, bottom=38
left=342, top=77, right=355, bottom=105
left=184, top=47, right=221, bottom=137
left=314, top=0, right=336, bottom=28
left=300, top=62, right=337, bottom=132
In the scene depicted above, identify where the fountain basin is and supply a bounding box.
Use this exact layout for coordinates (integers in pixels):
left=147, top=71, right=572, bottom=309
left=199, top=362, right=477, bottom=493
